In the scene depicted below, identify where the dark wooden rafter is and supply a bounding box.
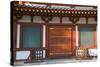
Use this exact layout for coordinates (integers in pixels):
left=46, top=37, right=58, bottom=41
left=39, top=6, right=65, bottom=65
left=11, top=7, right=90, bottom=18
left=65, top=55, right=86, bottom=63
left=86, top=17, right=88, bottom=24
left=14, top=8, right=97, bottom=17
left=95, top=17, right=97, bottom=22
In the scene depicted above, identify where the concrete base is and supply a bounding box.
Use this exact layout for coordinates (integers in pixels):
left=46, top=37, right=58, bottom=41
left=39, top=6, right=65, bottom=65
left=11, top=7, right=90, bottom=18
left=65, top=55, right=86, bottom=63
left=14, top=58, right=97, bottom=66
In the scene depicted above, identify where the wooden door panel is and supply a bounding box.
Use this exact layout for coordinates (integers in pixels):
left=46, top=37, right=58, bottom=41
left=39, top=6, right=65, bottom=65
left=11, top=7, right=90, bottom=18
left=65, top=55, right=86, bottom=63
left=48, top=26, right=73, bottom=58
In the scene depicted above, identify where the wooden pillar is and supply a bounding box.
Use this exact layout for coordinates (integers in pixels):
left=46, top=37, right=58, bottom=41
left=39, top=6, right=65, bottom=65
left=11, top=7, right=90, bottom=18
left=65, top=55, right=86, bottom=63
left=18, top=1, right=22, bottom=4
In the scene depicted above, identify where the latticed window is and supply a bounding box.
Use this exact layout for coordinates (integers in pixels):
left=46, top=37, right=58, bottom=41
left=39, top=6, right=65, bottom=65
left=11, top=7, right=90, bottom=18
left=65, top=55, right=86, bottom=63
left=33, top=16, right=44, bottom=23
left=18, top=15, right=31, bottom=22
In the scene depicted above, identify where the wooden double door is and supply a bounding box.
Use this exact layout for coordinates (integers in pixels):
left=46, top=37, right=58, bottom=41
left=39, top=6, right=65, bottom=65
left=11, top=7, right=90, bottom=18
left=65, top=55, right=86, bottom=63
left=47, top=26, right=73, bottom=59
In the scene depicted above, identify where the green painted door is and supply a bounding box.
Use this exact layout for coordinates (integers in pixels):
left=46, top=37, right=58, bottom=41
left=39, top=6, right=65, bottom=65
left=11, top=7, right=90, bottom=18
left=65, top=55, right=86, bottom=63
left=80, top=28, right=94, bottom=46
left=22, top=25, right=41, bottom=48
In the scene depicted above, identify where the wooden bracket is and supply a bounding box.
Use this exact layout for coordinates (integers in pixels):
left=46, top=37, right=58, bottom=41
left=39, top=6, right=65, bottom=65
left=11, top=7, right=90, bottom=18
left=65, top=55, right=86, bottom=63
left=69, top=17, right=80, bottom=24
left=41, top=16, right=52, bottom=22
left=16, top=15, right=23, bottom=21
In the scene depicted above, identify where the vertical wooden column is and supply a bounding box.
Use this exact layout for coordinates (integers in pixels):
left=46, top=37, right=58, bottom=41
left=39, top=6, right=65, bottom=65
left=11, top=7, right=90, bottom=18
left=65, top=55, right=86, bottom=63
left=76, top=26, right=78, bottom=48
left=13, top=16, right=17, bottom=61
left=68, top=17, right=79, bottom=56
left=94, top=18, right=97, bottom=48
left=94, top=30, right=97, bottom=48
left=72, top=26, right=76, bottom=56
left=18, top=1, right=22, bottom=4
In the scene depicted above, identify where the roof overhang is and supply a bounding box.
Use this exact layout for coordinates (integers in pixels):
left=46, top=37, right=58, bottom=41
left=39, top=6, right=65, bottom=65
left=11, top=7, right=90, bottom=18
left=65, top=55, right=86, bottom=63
left=12, top=1, right=97, bottom=17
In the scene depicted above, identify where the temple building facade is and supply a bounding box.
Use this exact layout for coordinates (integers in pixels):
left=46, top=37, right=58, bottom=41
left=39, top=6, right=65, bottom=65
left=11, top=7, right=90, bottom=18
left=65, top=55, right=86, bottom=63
left=10, top=1, right=97, bottom=66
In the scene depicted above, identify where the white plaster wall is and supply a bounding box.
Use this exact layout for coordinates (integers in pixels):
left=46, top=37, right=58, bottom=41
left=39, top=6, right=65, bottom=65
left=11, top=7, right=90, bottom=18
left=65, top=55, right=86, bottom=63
left=16, top=51, right=30, bottom=60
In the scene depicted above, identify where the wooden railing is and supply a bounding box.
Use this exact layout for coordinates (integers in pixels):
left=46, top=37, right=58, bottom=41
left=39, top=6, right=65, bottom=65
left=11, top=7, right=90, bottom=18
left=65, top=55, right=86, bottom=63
left=76, top=47, right=88, bottom=59
left=25, top=48, right=45, bottom=63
